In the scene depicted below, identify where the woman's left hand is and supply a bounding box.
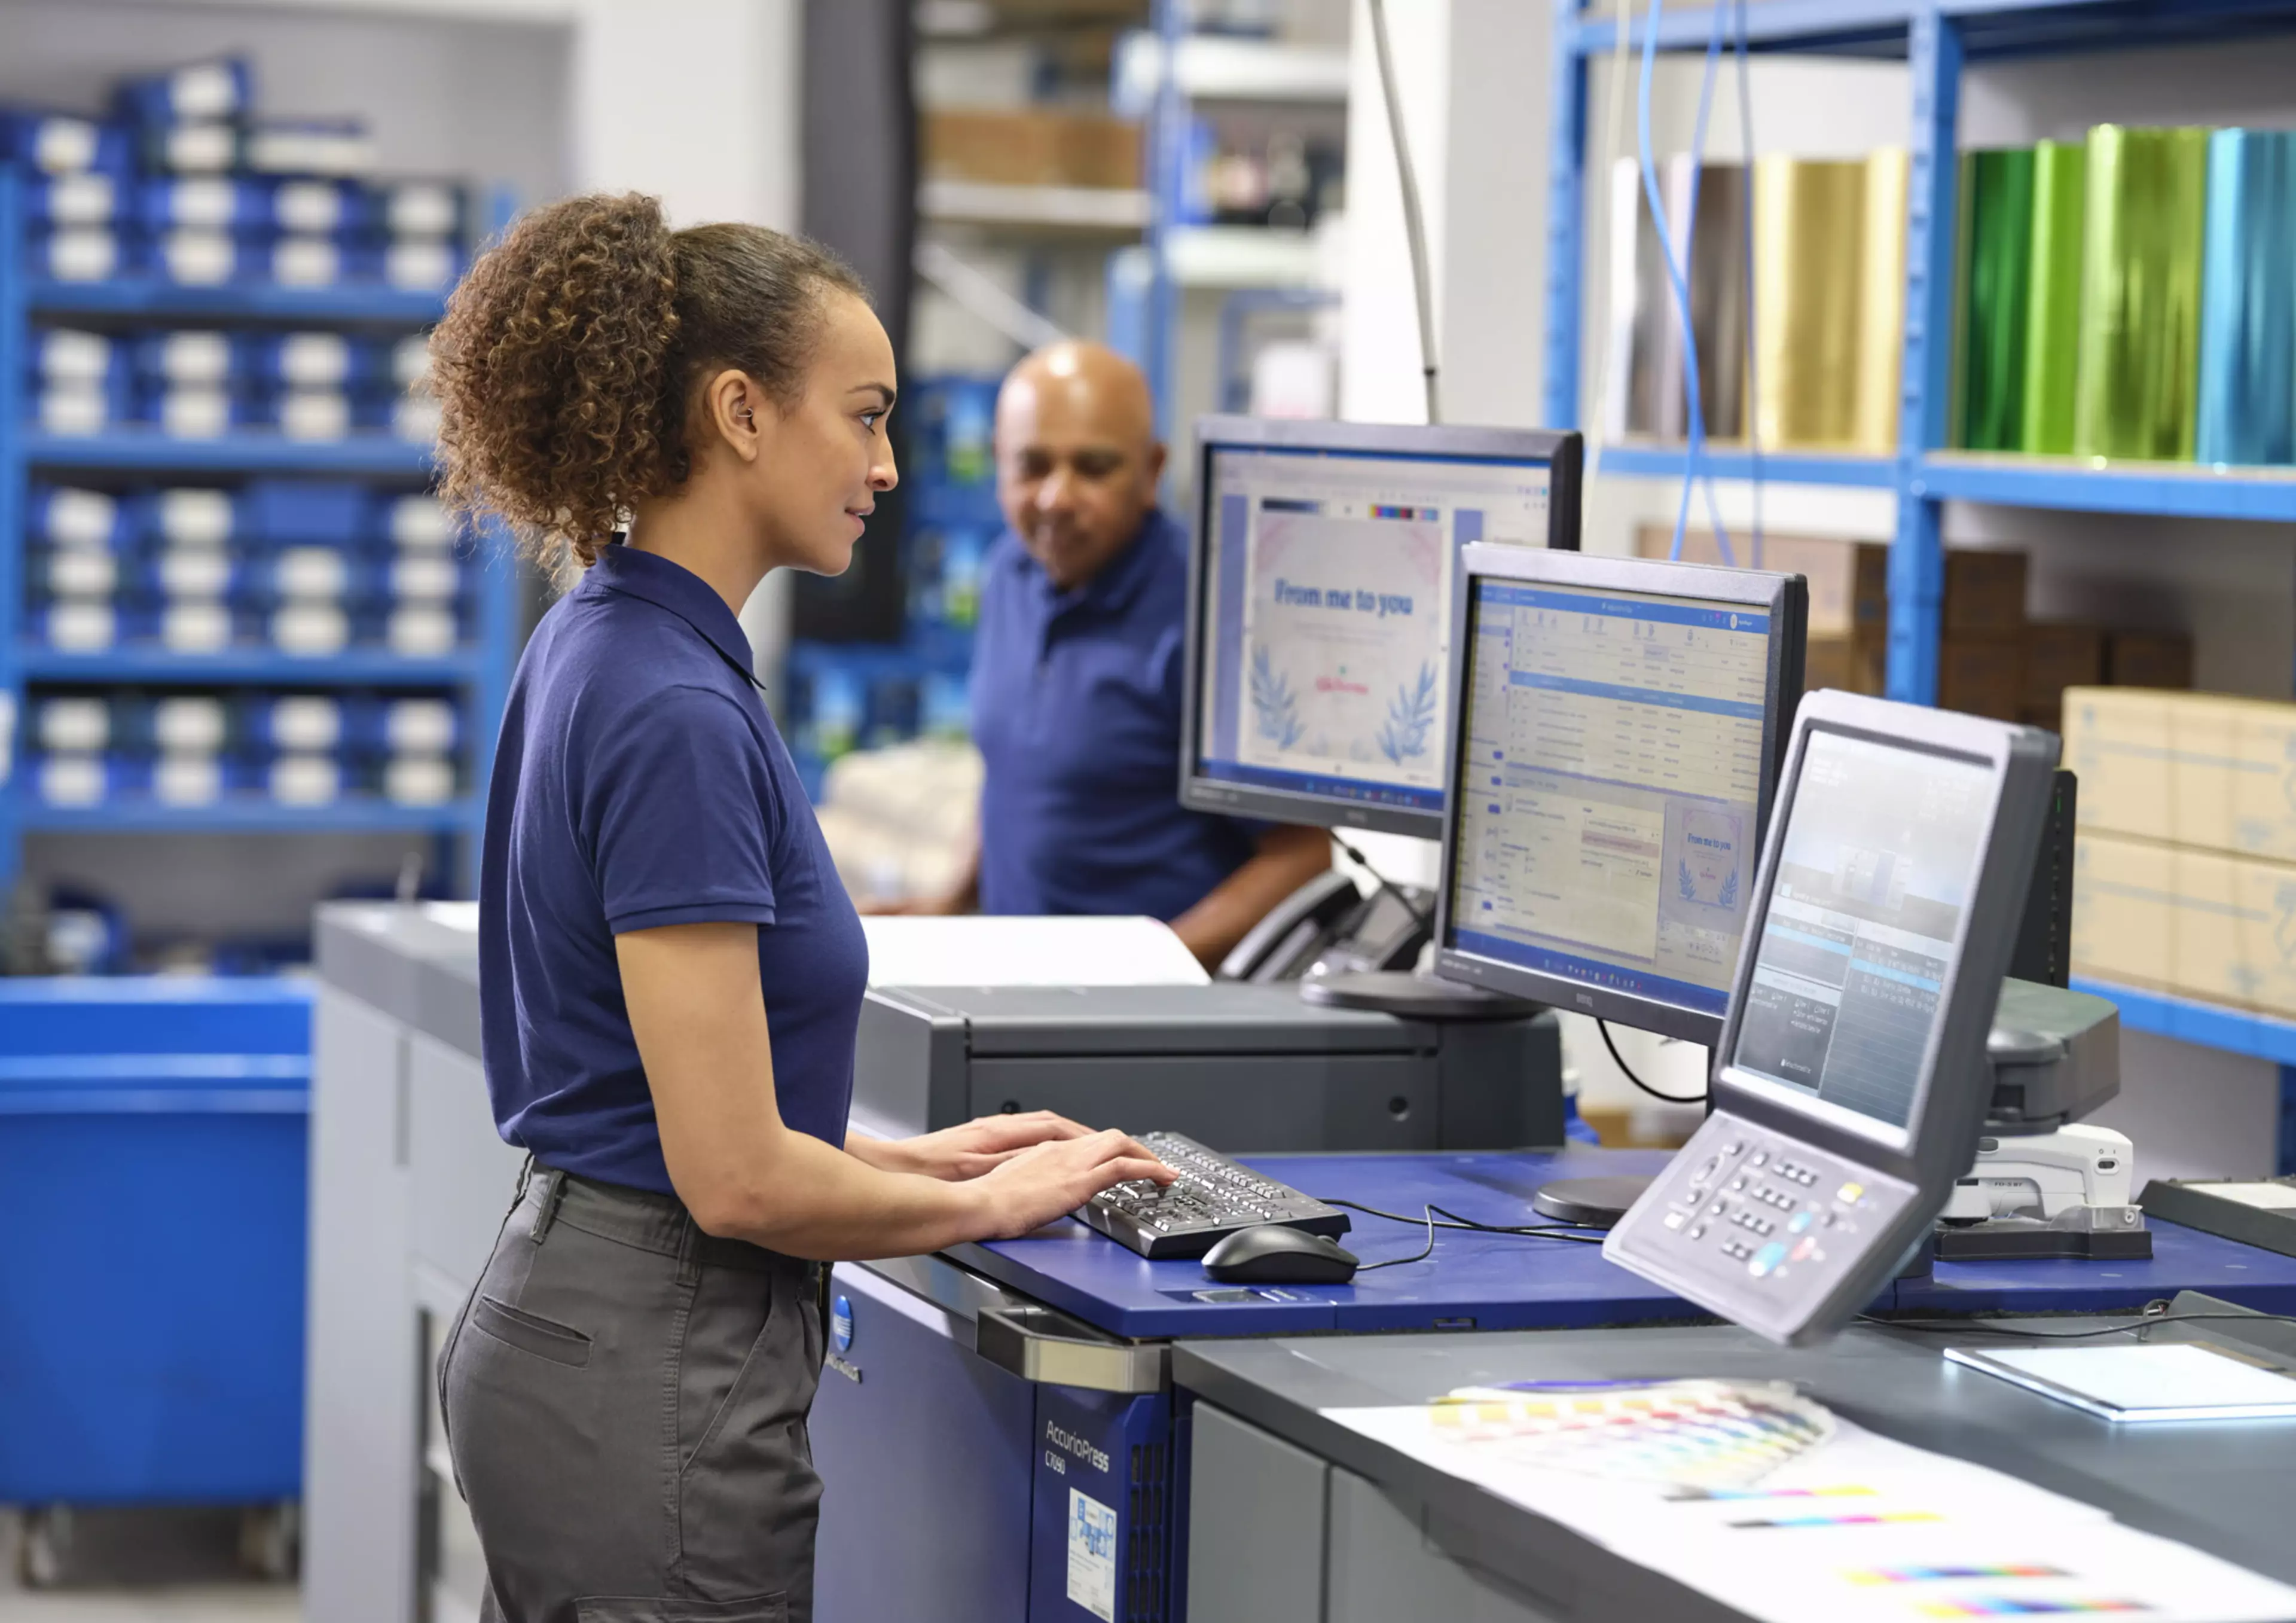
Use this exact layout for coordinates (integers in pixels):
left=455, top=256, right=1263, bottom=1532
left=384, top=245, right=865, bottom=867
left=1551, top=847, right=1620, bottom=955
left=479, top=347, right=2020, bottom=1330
left=849, top=1110, right=1100, bottom=1182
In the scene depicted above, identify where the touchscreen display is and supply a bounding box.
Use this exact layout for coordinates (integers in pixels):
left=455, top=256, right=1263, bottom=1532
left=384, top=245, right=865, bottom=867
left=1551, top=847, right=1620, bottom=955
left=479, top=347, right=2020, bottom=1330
left=1730, top=731, right=1994, bottom=1129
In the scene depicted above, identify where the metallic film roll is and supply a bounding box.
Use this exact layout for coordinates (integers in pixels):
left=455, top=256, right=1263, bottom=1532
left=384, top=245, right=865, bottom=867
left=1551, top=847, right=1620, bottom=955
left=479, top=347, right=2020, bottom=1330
left=1752, top=155, right=1868, bottom=451
left=2196, top=128, right=2296, bottom=466
left=2074, top=124, right=2209, bottom=462
left=1855, top=147, right=1910, bottom=454
left=2020, top=139, right=2087, bottom=456
left=1958, top=147, right=2036, bottom=453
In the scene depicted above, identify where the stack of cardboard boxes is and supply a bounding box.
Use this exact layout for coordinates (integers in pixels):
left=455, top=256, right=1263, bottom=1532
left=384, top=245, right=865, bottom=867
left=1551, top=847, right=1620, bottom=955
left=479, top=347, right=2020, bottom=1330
left=1632, top=528, right=2192, bottom=726
left=921, top=108, right=1142, bottom=192
left=2068, top=688, right=2296, bottom=1021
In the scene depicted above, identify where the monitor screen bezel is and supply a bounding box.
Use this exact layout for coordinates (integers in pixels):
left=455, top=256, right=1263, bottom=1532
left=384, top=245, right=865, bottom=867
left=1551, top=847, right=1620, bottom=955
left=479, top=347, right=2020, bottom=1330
left=1177, top=415, right=1584, bottom=840
left=1428, top=544, right=1807, bottom=1047
left=1709, top=697, right=2031, bottom=1183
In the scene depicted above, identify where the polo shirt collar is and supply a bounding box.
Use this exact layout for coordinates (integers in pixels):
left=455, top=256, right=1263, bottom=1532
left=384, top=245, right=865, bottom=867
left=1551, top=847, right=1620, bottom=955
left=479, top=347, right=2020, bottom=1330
left=583, top=541, right=757, bottom=683
left=1033, top=507, right=1170, bottom=621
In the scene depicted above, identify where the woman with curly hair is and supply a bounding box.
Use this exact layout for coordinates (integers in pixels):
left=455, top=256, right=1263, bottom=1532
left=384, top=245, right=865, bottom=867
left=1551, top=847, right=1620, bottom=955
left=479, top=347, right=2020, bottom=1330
left=429, top=192, right=1173, bottom=1623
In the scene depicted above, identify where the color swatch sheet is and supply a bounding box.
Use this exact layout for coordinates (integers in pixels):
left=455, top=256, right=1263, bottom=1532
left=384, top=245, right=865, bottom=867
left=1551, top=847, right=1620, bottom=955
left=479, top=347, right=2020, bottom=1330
left=1325, top=1379, right=2296, bottom=1622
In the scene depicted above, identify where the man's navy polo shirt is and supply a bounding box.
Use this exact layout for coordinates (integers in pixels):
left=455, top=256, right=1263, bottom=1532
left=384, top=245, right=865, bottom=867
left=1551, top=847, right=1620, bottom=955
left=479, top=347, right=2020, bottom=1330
left=971, top=507, right=1260, bottom=921
left=478, top=542, right=868, bottom=1194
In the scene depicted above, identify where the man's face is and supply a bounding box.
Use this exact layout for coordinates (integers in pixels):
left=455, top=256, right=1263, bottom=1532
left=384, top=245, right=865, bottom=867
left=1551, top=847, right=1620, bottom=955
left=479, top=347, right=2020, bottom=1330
left=996, top=367, right=1166, bottom=593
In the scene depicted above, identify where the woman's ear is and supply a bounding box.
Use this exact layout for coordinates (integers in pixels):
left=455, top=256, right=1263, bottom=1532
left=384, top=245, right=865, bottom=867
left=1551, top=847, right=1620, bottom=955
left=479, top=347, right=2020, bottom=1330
left=704, top=370, right=765, bottom=462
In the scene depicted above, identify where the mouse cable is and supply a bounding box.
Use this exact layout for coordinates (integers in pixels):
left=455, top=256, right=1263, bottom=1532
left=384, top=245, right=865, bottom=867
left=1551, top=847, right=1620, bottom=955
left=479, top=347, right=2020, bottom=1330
left=1857, top=1304, right=2296, bottom=1342
left=1352, top=1205, right=1439, bottom=1271
left=1320, top=1197, right=1607, bottom=1246
left=1331, top=837, right=1434, bottom=936
left=1599, top=1018, right=1708, bottom=1105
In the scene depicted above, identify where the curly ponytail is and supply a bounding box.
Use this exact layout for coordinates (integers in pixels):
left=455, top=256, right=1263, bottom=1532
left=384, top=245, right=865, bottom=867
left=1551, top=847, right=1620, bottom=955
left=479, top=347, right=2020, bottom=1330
left=427, top=191, right=865, bottom=574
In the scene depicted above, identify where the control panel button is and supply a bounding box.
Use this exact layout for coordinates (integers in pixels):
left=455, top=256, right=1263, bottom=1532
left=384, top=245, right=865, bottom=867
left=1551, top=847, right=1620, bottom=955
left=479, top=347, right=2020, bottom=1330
left=1790, top=1237, right=1819, bottom=1264
left=1837, top=1180, right=1866, bottom=1205
left=1664, top=1210, right=1687, bottom=1231
left=1748, top=1241, right=1788, bottom=1279
left=1748, top=1151, right=1769, bottom=1169
left=1687, top=1221, right=1708, bottom=1240
left=1788, top=1212, right=1813, bottom=1234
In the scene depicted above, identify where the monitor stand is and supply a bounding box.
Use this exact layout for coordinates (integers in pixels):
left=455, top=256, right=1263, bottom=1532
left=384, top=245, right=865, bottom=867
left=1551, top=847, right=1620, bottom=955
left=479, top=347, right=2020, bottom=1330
left=1297, top=968, right=1537, bottom=1021
left=1301, top=968, right=1641, bottom=1228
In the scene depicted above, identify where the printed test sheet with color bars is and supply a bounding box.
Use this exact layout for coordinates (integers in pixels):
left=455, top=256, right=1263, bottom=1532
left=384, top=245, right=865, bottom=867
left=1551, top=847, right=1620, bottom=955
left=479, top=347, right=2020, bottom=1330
left=1324, top=1378, right=2296, bottom=1622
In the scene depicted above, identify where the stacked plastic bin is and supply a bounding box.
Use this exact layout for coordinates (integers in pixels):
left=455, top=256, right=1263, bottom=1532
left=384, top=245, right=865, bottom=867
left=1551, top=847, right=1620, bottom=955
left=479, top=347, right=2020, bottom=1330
left=0, top=54, right=515, bottom=923
left=784, top=376, right=998, bottom=799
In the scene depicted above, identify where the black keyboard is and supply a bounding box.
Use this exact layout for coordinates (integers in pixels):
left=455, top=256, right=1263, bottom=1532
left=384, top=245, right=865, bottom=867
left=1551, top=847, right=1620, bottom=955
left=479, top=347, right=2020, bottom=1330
left=1076, top=1131, right=1351, bottom=1260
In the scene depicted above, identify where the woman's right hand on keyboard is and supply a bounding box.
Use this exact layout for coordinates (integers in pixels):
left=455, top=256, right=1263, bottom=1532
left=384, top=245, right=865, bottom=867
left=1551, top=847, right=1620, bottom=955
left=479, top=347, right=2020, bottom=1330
left=967, top=1128, right=1176, bottom=1241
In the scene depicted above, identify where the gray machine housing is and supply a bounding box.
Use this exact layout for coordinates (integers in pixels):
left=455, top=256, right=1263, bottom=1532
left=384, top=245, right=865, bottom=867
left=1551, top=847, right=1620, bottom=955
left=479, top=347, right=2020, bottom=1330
left=850, top=982, right=1564, bottom=1152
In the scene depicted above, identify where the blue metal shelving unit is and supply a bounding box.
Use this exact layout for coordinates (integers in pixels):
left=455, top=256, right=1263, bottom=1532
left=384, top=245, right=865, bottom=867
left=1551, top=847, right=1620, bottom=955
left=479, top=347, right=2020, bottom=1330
left=1544, top=0, right=2296, bottom=1166
left=0, top=169, right=521, bottom=904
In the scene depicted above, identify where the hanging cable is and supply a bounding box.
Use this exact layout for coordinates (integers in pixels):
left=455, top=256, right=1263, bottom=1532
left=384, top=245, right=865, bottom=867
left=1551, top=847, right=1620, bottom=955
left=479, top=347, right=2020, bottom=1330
left=1366, top=0, right=1440, bottom=425
left=1333, top=835, right=1432, bottom=935
left=1636, top=0, right=1735, bottom=565
left=1599, top=1018, right=1707, bottom=1105
left=1735, top=0, right=1763, bottom=569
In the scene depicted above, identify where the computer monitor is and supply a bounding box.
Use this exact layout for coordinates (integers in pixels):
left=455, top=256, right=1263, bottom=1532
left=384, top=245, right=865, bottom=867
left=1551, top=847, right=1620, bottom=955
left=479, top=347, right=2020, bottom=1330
left=1605, top=691, right=2059, bottom=1345
left=1430, top=544, right=1808, bottom=1047
left=1179, top=417, right=1583, bottom=841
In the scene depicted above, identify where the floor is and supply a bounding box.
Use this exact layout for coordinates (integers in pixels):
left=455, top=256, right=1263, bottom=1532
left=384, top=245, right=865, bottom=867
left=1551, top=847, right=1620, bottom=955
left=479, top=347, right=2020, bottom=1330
left=0, top=1511, right=300, bottom=1622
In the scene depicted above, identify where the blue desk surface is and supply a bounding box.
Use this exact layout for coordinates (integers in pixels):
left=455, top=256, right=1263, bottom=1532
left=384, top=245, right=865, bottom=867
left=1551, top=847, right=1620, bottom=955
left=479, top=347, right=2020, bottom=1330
left=954, top=1148, right=2296, bottom=1341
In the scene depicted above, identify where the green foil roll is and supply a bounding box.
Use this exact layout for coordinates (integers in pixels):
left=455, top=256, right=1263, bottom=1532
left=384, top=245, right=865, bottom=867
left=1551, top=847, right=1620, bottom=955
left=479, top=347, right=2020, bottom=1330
left=2074, top=124, right=2209, bottom=462
left=2021, top=139, right=2087, bottom=456
left=1958, top=147, right=2036, bottom=451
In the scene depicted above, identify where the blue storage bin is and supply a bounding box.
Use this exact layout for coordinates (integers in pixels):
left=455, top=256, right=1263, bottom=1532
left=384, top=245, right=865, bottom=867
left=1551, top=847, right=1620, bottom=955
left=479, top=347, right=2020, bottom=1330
left=0, top=110, right=134, bottom=177
left=374, top=178, right=471, bottom=240
left=240, top=330, right=388, bottom=392
left=242, top=480, right=368, bottom=546
left=0, top=978, right=310, bottom=1505
left=133, top=177, right=277, bottom=234
left=137, top=121, right=239, bottom=178
left=112, top=57, right=255, bottom=126
left=135, top=486, right=239, bottom=549
left=32, top=484, right=133, bottom=550
left=130, top=328, right=239, bottom=389
left=25, top=225, right=129, bottom=283
left=25, top=172, right=119, bottom=228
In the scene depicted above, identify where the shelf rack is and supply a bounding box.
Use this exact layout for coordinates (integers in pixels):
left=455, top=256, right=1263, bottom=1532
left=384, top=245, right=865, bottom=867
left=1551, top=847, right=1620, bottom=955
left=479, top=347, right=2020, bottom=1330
left=1119, top=0, right=1346, bottom=440
left=0, top=169, right=521, bottom=905
left=1544, top=0, right=2296, bottom=1166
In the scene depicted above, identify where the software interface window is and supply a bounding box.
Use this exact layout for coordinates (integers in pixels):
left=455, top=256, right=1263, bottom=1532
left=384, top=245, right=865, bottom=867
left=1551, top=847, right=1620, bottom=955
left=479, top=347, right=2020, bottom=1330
left=1734, top=733, right=1992, bottom=1128
left=1450, top=579, right=1772, bottom=1015
left=1195, top=449, right=1552, bottom=814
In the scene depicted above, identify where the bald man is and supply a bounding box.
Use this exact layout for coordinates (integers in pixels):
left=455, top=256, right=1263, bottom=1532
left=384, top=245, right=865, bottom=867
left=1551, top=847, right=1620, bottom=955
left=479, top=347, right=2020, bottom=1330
left=905, top=341, right=1330, bottom=966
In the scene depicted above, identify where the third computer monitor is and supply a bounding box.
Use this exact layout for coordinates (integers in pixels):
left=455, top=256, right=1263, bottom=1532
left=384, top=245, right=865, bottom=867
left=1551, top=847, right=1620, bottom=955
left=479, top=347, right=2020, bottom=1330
left=1180, top=417, right=1584, bottom=840
left=1431, top=544, right=1808, bottom=1045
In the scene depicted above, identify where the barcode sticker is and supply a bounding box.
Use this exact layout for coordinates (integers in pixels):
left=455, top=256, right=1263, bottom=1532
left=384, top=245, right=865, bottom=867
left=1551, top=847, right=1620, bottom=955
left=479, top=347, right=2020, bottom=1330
left=1066, top=1488, right=1117, bottom=1623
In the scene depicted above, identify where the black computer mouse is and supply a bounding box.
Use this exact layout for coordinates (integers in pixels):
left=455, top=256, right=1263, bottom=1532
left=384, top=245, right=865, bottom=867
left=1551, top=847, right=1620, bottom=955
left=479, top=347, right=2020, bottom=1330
left=1202, top=1225, right=1360, bottom=1285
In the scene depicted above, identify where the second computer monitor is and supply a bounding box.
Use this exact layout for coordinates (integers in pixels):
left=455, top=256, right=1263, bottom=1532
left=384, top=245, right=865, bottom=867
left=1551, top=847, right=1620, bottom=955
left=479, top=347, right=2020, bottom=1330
left=1180, top=417, right=1584, bottom=840
left=1432, top=545, right=1808, bottom=1045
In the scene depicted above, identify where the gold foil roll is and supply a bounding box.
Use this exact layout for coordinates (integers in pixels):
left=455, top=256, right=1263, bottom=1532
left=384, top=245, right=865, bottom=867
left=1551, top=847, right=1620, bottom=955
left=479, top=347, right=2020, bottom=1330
left=1752, top=156, right=1869, bottom=451
left=1855, top=147, right=1909, bottom=454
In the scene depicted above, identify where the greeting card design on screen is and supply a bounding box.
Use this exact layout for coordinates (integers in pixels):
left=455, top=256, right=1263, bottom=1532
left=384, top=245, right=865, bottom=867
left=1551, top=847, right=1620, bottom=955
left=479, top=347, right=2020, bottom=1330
left=1235, top=499, right=1452, bottom=793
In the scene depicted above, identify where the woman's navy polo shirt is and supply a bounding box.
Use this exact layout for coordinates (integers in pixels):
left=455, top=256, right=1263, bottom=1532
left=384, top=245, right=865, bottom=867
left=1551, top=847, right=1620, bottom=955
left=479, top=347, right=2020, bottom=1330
left=478, top=542, right=868, bottom=1194
left=970, top=508, right=1262, bottom=921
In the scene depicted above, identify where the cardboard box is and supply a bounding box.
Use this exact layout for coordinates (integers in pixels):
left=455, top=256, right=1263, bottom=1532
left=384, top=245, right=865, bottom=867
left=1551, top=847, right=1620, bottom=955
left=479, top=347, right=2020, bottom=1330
left=1938, top=634, right=2022, bottom=721
left=1943, top=548, right=2028, bottom=636
left=1634, top=527, right=1886, bottom=695
left=2073, top=831, right=2296, bottom=1020
left=2108, top=629, right=2194, bottom=689
left=921, top=109, right=1142, bottom=190
left=1805, top=633, right=1885, bottom=696
left=2062, top=687, right=2296, bottom=864
left=2023, top=623, right=2105, bottom=706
